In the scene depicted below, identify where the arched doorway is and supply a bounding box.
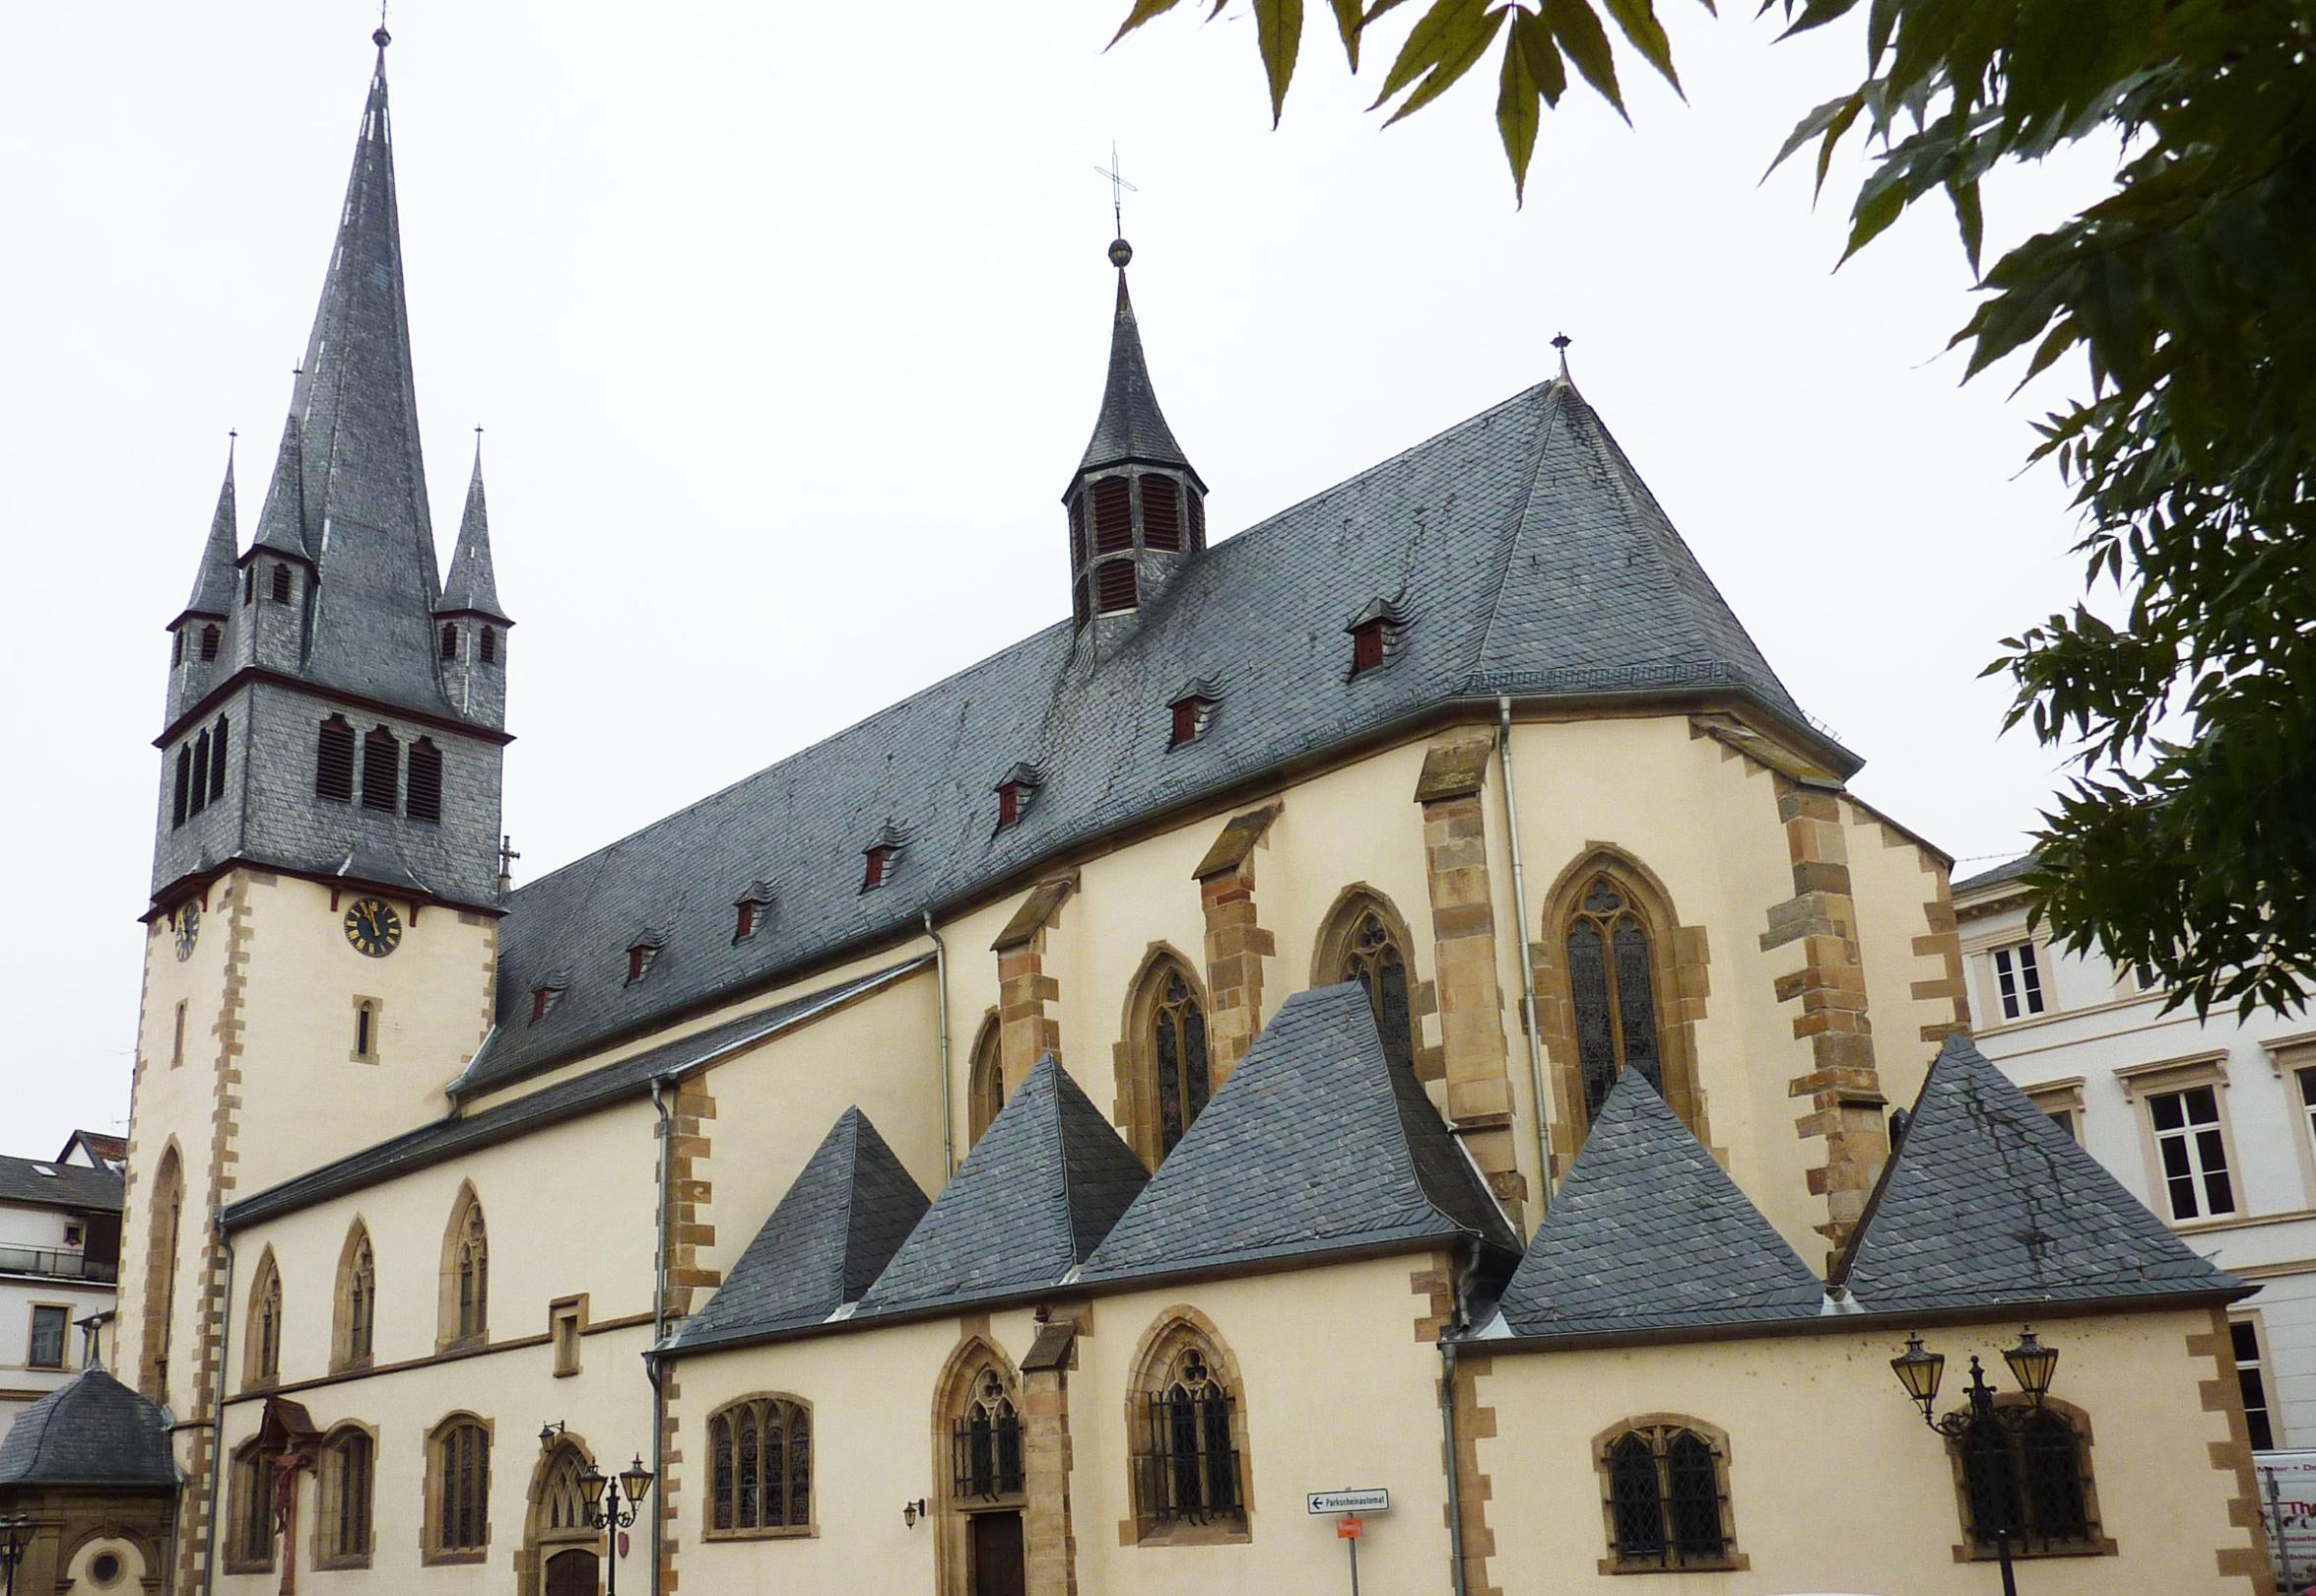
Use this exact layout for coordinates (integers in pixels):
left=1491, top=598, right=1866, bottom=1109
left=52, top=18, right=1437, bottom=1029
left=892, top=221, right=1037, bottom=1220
left=525, top=1437, right=600, bottom=1595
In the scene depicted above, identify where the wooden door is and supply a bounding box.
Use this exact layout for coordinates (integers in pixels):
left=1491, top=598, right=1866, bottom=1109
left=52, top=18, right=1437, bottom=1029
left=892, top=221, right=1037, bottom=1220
left=968, top=1510, right=1026, bottom=1596
left=544, top=1546, right=599, bottom=1596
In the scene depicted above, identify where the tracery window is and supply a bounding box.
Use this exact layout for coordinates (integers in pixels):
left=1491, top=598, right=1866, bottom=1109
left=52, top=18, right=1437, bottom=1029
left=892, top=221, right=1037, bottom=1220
left=429, top=1417, right=492, bottom=1558
left=140, top=1145, right=183, bottom=1397
left=538, top=1442, right=594, bottom=1537
left=1952, top=1404, right=2100, bottom=1558
left=1598, top=1422, right=1737, bottom=1571
left=1147, top=965, right=1211, bottom=1160
left=966, top=1020, right=1004, bottom=1148
left=707, top=1395, right=813, bottom=1535
left=1136, top=1345, right=1244, bottom=1533
left=1565, top=874, right=1664, bottom=1119
left=440, top=1189, right=490, bottom=1347
left=336, top=1225, right=375, bottom=1368
left=245, top=1251, right=283, bottom=1387
left=951, top=1368, right=1025, bottom=1501
left=227, top=1438, right=275, bottom=1571
left=318, top=1427, right=374, bottom=1567
left=1321, top=898, right=1419, bottom=1075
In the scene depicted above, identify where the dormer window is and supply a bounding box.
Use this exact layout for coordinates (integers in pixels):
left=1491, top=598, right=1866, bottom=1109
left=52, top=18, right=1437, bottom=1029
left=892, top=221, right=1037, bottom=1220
left=530, top=984, right=564, bottom=1024
left=993, top=764, right=1042, bottom=832
left=1345, top=596, right=1411, bottom=679
left=628, top=947, right=656, bottom=984
left=1167, top=682, right=1223, bottom=749
left=733, top=881, right=776, bottom=942
left=861, top=826, right=907, bottom=892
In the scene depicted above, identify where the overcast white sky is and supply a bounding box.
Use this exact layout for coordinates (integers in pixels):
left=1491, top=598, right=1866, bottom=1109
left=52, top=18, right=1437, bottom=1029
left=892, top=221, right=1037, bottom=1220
left=0, top=2, right=2110, bottom=1156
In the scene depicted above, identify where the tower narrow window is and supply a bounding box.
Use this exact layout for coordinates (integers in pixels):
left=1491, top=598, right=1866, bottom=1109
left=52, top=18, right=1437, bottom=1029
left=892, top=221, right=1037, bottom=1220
left=172, top=631, right=185, bottom=667
left=439, top=622, right=459, bottom=661
left=360, top=726, right=400, bottom=813
left=1096, top=558, right=1138, bottom=614
left=271, top=564, right=293, bottom=604
left=353, top=998, right=379, bottom=1062
left=1141, top=474, right=1183, bottom=553
left=242, top=567, right=254, bottom=606
left=1092, top=476, right=1134, bottom=553
left=172, top=747, right=191, bottom=828
left=209, top=714, right=230, bottom=802
left=1069, top=498, right=1089, bottom=572
left=188, top=730, right=211, bottom=818
left=481, top=627, right=498, bottom=664
left=315, top=716, right=357, bottom=803
left=406, top=738, right=443, bottom=823
left=200, top=624, right=221, bottom=662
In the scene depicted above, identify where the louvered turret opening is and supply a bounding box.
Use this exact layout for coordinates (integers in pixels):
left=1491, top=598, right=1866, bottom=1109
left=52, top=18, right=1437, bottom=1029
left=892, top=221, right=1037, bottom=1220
left=315, top=717, right=357, bottom=803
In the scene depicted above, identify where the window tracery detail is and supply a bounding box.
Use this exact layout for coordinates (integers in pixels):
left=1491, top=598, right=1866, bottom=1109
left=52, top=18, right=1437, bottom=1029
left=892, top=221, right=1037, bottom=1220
left=1595, top=1420, right=1739, bottom=1572
left=707, top=1395, right=813, bottom=1535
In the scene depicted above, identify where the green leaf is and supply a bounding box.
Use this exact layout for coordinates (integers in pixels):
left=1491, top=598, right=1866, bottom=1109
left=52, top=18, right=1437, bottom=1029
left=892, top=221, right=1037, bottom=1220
left=1383, top=3, right=1511, bottom=124
left=1837, top=177, right=1905, bottom=262
left=1371, top=0, right=1503, bottom=115
left=1108, top=0, right=1189, bottom=48
left=1255, top=0, right=1304, bottom=125
left=1515, top=6, right=1568, bottom=104
left=1599, top=0, right=1681, bottom=95
left=1544, top=0, right=1626, bottom=120
left=1947, top=174, right=1983, bottom=274
left=1497, top=19, right=1545, bottom=203
left=1328, top=0, right=1366, bottom=67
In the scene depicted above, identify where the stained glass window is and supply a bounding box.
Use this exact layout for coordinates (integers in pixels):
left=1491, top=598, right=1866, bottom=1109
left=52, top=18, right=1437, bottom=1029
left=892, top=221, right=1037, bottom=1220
left=1151, top=969, right=1210, bottom=1158
left=1565, top=876, right=1663, bottom=1119
left=708, top=1397, right=812, bottom=1532
left=1340, top=909, right=1417, bottom=1074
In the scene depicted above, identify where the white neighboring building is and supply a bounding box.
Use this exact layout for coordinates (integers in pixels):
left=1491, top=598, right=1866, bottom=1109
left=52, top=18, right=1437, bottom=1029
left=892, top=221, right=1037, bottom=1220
left=0, top=1137, right=124, bottom=1436
left=1954, top=854, right=2316, bottom=1454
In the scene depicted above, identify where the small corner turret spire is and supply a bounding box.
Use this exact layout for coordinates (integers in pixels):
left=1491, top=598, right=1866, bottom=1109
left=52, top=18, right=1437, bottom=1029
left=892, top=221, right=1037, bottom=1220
left=1552, top=330, right=1572, bottom=380
left=172, top=434, right=240, bottom=629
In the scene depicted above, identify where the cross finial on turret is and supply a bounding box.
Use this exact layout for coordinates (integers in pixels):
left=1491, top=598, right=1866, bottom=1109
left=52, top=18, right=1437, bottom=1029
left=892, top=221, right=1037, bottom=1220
left=374, top=0, right=391, bottom=50
left=1094, top=144, right=1138, bottom=268
left=1551, top=331, right=1572, bottom=379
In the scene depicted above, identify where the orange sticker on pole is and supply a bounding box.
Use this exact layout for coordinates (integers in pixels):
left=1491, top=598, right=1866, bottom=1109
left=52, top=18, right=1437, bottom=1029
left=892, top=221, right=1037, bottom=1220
left=1337, top=1516, right=1363, bottom=1539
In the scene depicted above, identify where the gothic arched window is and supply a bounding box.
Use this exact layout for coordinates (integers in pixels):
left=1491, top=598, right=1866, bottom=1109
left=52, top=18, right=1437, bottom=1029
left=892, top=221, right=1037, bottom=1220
left=952, top=1367, right=1025, bottom=1502
left=361, top=725, right=400, bottom=813
left=1952, top=1401, right=2101, bottom=1557
left=706, top=1395, right=814, bottom=1536
left=335, top=1224, right=375, bottom=1369
left=226, top=1438, right=275, bottom=1571
left=1317, top=894, right=1419, bottom=1075
left=1565, top=874, right=1664, bottom=1118
left=427, top=1416, right=492, bottom=1557
left=966, top=1020, right=1004, bottom=1149
left=1154, top=968, right=1210, bottom=1158
left=1596, top=1420, right=1737, bottom=1570
left=1129, top=1317, right=1248, bottom=1542
left=439, top=1188, right=489, bottom=1348
left=244, top=1250, right=283, bottom=1387
left=139, top=1145, right=183, bottom=1398
left=407, top=738, right=443, bottom=824
left=318, top=1426, right=375, bottom=1568
left=315, top=716, right=356, bottom=803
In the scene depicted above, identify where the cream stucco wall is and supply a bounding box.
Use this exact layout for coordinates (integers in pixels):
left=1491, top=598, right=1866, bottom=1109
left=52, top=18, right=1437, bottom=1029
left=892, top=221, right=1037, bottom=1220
left=1477, top=1308, right=2255, bottom=1595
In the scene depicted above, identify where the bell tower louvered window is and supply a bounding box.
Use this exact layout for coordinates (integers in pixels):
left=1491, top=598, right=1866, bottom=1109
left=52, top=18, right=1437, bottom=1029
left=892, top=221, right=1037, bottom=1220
left=172, top=747, right=192, bottom=829
left=1092, top=477, right=1134, bottom=554
left=200, top=625, right=221, bottom=662
left=1141, top=475, right=1183, bottom=552
left=189, top=730, right=211, bottom=819
left=361, top=727, right=400, bottom=813
left=209, top=715, right=230, bottom=803
left=1096, top=558, right=1138, bottom=614
left=271, top=564, right=293, bottom=604
left=480, top=627, right=498, bottom=664
left=406, top=738, right=443, bottom=823
left=315, top=716, right=357, bottom=803
left=439, top=623, right=459, bottom=661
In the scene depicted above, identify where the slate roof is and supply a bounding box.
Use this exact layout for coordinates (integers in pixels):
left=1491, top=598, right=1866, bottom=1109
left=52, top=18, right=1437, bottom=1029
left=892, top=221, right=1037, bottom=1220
left=0, top=1368, right=176, bottom=1490
left=1082, top=983, right=1515, bottom=1286
left=853, top=1055, right=1149, bottom=1321
left=0, top=1155, right=123, bottom=1215
left=669, top=1108, right=930, bottom=1352
left=1952, top=851, right=2037, bottom=897
left=477, top=369, right=1834, bottom=1097
left=222, top=957, right=929, bottom=1229
left=175, top=444, right=238, bottom=624
left=436, top=446, right=508, bottom=621
left=1075, top=266, right=1202, bottom=490
left=1835, top=1031, right=2243, bottom=1313
left=1480, top=1070, right=1825, bottom=1341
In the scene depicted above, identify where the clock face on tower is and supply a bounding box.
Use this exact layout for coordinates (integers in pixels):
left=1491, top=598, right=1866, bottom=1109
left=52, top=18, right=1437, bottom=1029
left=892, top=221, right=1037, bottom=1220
left=173, top=901, right=200, bottom=963
left=343, top=898, right=403, bottom=959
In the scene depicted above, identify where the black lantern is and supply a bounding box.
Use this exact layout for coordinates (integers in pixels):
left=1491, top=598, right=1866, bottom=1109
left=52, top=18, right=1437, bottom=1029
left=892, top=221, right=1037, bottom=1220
left=902, top=1498, right=926, bottom=1528
left=620, top=1455, right=657, bottom=1510
left=1887, top=1329, right=2067, bottom=1596
left=2002, top=1327, right=2058, bottom=1403
left=1889, top=1334, right=1947, bottom=1418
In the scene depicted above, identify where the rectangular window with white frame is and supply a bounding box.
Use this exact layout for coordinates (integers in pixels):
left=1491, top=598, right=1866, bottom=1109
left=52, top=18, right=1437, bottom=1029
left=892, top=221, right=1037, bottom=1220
left=2232, top=1316, right=2276, bottom=1451
left=1991, top=942, right=2046, bottom=1021
left=2148, top=1085, right=2235, bottom=1221
left=28, top=1304, right=69, bottom=1369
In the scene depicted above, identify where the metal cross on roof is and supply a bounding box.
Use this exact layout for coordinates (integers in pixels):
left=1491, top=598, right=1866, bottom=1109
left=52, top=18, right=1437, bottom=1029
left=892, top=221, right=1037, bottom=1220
left=1093, top=143, right=1138, bottom=239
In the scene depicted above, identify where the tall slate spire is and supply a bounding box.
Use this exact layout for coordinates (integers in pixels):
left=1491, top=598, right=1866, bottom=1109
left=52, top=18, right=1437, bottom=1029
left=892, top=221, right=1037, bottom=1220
left=436, top=439, right=508, bottom=623
left=1063, top=238, right=1208, bottom=629
left=244, top=27, right=449, bottom=712
left=174, top=439, right=239, bottom=624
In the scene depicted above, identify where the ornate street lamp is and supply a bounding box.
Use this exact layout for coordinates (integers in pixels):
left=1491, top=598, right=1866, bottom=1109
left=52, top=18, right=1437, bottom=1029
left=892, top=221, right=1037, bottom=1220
left=1888, top=1328, right=2061, bottom=1596
left=580, top=1454, right=656, bottom=1596
left=0, top=1514, right=32, bottom=1596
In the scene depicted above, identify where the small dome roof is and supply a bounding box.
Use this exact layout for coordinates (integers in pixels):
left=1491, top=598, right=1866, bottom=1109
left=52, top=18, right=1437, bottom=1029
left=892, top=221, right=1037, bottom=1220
left=0, top=1368, right=176, bottom=1490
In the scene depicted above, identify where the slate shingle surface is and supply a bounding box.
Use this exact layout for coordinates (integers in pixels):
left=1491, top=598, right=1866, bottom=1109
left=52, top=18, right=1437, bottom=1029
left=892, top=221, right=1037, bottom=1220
left=0, top=1155, right=123, bottom=1214
left=671, top=1108, right=928, bottom=1351
left=1485, top=1070, right=1826, bottom=1339
left=1082, top=983, right=1515, bottom=1284
left=436, top=451, right=507, bottom=620
left=855, top=1055, right=1148, bottom=1320
left=1951, top=852, right=2037, bottom=896
left=1076, top=271, right=1201, bottom=486
left=477, top=375, right=1827, bottom=1099
left=1838, top=1031, right=2240, bottom=1313
left=223, top=957, right=929, bottom=1228
left=0, top=1368, right=176, bottom=1489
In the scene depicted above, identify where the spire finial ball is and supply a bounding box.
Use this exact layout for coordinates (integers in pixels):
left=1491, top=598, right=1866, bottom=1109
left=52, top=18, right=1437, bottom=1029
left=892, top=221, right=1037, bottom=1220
left=1108, top=237, right=1134, bottom=269
left=373, top=26, right=391, bottom=48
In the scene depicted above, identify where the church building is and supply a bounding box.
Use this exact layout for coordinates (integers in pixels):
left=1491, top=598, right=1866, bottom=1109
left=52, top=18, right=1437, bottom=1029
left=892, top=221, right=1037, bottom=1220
left=21, top=31, right=2276, bottom=1596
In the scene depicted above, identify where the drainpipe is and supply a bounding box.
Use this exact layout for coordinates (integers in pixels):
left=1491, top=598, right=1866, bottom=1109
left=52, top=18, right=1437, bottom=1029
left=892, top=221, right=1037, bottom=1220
left=1437, top=1239, right=1481, bottom=1596
left=1498, top=697, right=1552, bottom=1222
left=649, top=1079, right=675, bottom=1595
left=202, top=1226, right=236, bottom=1594
left=923, top=909, right=955, bottom=1175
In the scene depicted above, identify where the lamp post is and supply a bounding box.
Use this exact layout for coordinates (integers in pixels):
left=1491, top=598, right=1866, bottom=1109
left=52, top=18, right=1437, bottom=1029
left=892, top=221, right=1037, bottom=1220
left=0, top=1514, right=32, bottom=1596
left=1889, top=1327, right=2061, bottom=1596
left=579, top=1455, right=656, bottom=1596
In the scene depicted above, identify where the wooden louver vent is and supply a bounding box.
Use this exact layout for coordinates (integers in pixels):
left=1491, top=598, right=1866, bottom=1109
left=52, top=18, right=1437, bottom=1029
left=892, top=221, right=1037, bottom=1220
left=1073, top=577, right=1092, bottom=630
left=209, top=715, right=229, bottom=803
left=1095, top=559, right=1138, bottom=615
left=271, top=565, right=293, bottom=604
left=1187, top=492, right=1206, bottom=552
left=1141, top=475, right=1182, bottom=553
left=406, top=739, right=443, bottom=823
left=199, top=626, right=221, bottom=662
left=481, top=628, right=498, bottom=665
left=315, top=717, right=357, bottom=803
left=1069, top=499, right=1089, bottom=571
left=361, top=726, right=400, bottom=813
left=1092, top=477, right=1134, bottom=554
left=439, top=623, right=459, bottom=661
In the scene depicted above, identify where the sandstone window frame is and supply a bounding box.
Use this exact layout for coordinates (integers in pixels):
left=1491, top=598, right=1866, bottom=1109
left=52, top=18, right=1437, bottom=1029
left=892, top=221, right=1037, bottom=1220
left=138, top=1142, right=184, bottom=1399
left=1591, top=1414, right=1748, bottom=1575
left=1311, top=885, right=1429, bottom=1081
left=314, top=1422, right=378, bottom=1571
left=551, top=1295, right=585, bottom=1378
left=223, top=1436, right=276, bottom=1574
left=1987, top=939, right=2049, bottom=1023
left=2117, top=1051, right=2242, bottom=1226
left=350, top=996, right=381, bottom=1065
left=1113, top=948, right=1215, bottom=1168
left=703, top=1391, right=816, bottom=1540
left=2263, top=1031, right=2316, bottom=1207
left=423, top=1412, right=494, bottom=1564
left=1945, top=1394, right=2114, bottom=1562
left=1124, top=1307, right=1253, bottom=1549
left=965, top=1015, right=1004, bottom=1150
left=333, top=1221, right=376, bottom=1372
left=2021, top=1078, right=2086, bottom=1145
left=437, top=1183, right=491, bottom=1351
left=523, top=1433, right=600, bottom=1585
left=242, top=1247, right=283, bottom=1390
left=929, top=1336, right=1027, bottom=1596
